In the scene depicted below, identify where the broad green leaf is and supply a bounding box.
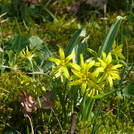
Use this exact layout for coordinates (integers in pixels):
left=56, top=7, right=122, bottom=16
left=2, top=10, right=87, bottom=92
left=98, top=16, right=125, bottom=57
left=123, top=83, right=134, bottom=97
left=29, top=36, right=43, bottom=50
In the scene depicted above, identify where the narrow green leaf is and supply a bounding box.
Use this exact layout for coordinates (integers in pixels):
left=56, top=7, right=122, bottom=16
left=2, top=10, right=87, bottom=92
left=98, top=16, right=125, bottom=57
left=86, top=99, right=95, bottom=121
left=65, top=29, right=83, bottom=57
left=76, top=36, right=89, bottom=64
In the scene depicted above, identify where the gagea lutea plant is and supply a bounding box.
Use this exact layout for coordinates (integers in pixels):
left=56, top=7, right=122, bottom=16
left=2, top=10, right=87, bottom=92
left=32, top=16, right=126, bottom=133
left=48, top=46, right=123, bottom=100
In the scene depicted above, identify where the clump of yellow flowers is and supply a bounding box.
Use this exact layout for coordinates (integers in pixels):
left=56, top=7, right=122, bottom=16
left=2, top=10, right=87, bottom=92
left=48, top=45, right=123, bottom=98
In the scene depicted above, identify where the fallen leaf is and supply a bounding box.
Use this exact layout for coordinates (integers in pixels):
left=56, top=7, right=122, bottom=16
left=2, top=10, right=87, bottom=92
left=18, top=90, right=53, bottom=117
left=18, top=91, right=37, bottom=117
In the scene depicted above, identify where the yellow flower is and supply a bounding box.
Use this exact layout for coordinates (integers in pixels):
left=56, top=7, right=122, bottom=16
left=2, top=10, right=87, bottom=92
left=69, top=54, right=104, bottom=96
left=96, top=52, right=122, bottom=87
left=20, top=46, right=35, bottom=62
left=20, top=46, right=44, bottom=62
left=111, top=41, right=125, bottom=60
left=48, top=47, right=79, bottom=81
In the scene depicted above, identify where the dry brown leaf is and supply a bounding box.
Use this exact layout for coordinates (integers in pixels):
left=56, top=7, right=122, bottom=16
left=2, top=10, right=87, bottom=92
left=18, top=90, right=53, bottom=117
left=18, top=91, right=37, bottom=117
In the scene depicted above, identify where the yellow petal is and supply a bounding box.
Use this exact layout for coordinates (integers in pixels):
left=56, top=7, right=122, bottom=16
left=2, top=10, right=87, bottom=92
left=107, top=75, right=113, bottom=87
left=48, top=57, right=61, bottom=64
left=55, top=71, right=61, bottom=78
left=83, top=62, right=88, bottom=74
left=69, top=79, right=82, bottom=85
left=111, top=73, right=120, bottom=80
left=92, top=67, right=103, bottom=77
left=94, top=62, right=100, bottom=66
left=112, top=40, right=116, bottom=49
left=59, top=48, right=65, bottom=60
left=71, top=69, right=82, bottom=78
left=88, top=88, right=96, bottom=97
left=88, top=60, right=95, bottom=69
left=111, top=64, right=122, bottom=70
left=62, top=66, right=70, bottom=79
left=80, top=54, right=84, bottom=68
left=89, top=80, right=102, bottom=91
left=51, top=66, right=60, bottom=76
left=106, top=53, right=112, bottom=64
left=68, top=63, right=81, bottom=70
left=81, top=82, right=87, bottom=95
left=102, top=52, right=106, bottom=61
left=66, top=53, right=75, bottom=61
left=26, top=46, right=29, bottom=54
left=61, top=74, right=64, bottom=82
left=98, top=73, right=107, bottom=82
left=98, top=58, right=107, bottom=68
left=22, top=49, right=26, bottom=55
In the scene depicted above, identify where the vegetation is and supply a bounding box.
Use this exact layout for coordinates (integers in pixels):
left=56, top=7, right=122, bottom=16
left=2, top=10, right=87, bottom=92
left=0, top=0, right=134, bottom=134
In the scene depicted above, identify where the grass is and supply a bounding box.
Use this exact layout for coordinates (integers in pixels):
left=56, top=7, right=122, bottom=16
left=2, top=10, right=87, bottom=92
left=0, top=0, right=134, bottom=134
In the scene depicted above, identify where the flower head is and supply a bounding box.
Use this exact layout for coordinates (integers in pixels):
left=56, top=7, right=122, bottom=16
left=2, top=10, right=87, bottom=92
left=96, top=52, right=122, bottom=87
left=48, top=47, right=79, bottom=81
left=69, top=54, right=104, bottom=96
left=111, top=41, right=125, bottom=60
left=20, top=46, right=44, bottom=62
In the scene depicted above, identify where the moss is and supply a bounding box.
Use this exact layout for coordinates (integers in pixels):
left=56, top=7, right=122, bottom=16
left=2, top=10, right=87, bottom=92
left=0, top=0, right=134, bottom=133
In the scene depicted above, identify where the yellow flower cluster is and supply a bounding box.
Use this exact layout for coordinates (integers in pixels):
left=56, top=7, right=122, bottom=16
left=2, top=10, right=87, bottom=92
left=48, top=47, right=123, bottom=97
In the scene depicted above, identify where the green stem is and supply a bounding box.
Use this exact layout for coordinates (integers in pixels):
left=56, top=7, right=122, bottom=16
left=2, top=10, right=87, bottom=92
left=30, top=60, right=35, bottom=79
